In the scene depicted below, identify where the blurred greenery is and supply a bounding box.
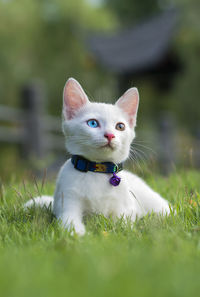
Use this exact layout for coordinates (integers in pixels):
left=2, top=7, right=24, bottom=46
left=170, top=0, right=200, bottom=134
left=0, top=0, right=200, bottom=179
left=104, top=0, right=162, bottom=25
left=103, top=0, right=200, bottom=134
left=0, top=0, right=117, bottom=112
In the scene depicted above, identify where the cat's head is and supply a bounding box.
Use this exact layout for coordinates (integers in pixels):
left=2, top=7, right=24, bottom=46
left=62, top=78, right=139, bottom=163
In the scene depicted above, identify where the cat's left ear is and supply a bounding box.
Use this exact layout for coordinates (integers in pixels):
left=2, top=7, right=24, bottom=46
left=116, top=88, right=139, bottom=127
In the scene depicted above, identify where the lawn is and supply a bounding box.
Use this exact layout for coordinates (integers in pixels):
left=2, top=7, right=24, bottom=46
left=0, top=170, right=200, bottom=297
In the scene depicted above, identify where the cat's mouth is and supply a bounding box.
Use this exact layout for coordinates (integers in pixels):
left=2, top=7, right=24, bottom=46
left=101, top=143, right=115, bottom=150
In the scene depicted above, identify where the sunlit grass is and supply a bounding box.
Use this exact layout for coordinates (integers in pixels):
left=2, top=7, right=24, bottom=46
left=0, top=170, right=200, bottom=297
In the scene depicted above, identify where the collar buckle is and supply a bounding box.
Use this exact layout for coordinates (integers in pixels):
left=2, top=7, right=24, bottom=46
left=114, top=164, right=119, bottom=173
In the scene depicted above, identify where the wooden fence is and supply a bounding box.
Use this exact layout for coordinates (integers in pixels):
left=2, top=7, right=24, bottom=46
left=0, top=84, right=65, bottom=160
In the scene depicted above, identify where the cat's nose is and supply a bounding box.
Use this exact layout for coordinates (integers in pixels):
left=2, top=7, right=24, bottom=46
left=104, top=133, right=115, bottom=142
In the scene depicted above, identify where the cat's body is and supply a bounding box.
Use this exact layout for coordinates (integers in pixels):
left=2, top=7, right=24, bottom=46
left=25, top=78, right=171, bottom=235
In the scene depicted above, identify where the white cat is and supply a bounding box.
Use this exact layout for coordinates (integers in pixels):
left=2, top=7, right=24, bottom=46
left=25, top=78, right=171, bottom=235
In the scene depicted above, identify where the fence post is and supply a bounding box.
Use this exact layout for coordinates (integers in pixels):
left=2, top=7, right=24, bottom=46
left=21, top=82, right=46, bottom=160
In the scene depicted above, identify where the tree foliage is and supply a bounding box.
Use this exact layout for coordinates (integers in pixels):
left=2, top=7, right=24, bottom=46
left=0, top=0, right=116, bottom=112
left=103, top=0, right=161, bottom=25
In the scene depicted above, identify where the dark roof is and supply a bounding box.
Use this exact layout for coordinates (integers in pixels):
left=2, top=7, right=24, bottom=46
left=89, top=10, right=178, bottom=75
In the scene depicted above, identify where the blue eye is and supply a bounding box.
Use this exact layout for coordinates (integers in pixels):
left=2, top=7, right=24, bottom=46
left=87, top=119, right=99, bottom=128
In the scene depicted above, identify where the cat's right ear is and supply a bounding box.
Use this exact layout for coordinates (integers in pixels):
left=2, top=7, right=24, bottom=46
left=63, top=78, right=89, bottom=120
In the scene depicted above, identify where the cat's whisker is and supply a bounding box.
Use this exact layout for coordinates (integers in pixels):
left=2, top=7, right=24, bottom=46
left=131, top=147, right=149, bottom=162
left=130, top=149, right=144, bottom=163
left=132, top=151, right=147, bottom=168
left=131, top=141, right=156, bottom=160
left=132, top=141, right=156, bottom=155
left=128, top=149, right=145, bottom=173
left=130, top=148, right=142, bottom=161
left=128, top=145, right=153, bottom=174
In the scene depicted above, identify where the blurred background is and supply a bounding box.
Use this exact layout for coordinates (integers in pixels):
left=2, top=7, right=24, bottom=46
left=0, top=0, right=200, bottom=181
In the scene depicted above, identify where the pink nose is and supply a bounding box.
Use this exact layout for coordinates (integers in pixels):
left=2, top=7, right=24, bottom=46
left=104, top=133, right=115, bottom=142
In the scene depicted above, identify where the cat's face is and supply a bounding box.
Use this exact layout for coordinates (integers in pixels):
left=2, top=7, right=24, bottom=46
left=62, top=78, right=139, bottom=163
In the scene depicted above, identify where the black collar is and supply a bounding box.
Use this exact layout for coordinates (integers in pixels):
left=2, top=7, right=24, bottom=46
left=71, top=155, right=123, bottom=173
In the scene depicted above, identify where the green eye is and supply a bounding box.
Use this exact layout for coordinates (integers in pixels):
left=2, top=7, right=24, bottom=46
left=87, top=119, right=99, bottom=128
left=116, top=122, right=125, bottom=131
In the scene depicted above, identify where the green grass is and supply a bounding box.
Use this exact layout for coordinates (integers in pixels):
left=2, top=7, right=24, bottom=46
left=0, top=170, right=200, bottom=297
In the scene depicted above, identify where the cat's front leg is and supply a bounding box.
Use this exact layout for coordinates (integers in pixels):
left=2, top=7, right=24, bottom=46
left=55, top=199, right=85, bottom=236
left=57, top=212, right=85, bottom=236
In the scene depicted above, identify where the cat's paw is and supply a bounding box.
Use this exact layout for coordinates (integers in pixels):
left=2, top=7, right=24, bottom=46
left=63, top=221, right=86, bottom=236
left=155, top=204, right=173, bottom=216
left=73, top=223, right=86, bottom=236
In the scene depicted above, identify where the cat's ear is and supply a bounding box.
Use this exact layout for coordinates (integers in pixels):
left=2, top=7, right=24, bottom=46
left=63, top=78, right=89, bottom=120
left=116, top=87, right=139, bottom=127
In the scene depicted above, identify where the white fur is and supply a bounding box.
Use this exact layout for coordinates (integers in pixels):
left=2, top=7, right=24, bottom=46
left=25, top=78, right=171, bottom=235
